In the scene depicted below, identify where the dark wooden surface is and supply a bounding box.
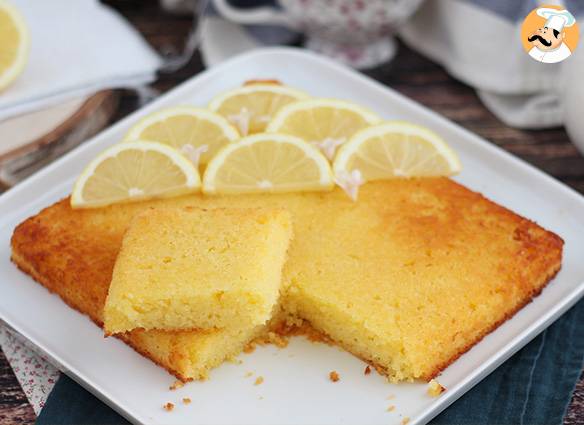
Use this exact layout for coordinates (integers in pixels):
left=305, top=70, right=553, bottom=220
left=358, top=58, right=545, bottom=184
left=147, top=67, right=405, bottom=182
left=0, top=348, right=35, bottom=425
left=1, top=1, right=582, bottom=423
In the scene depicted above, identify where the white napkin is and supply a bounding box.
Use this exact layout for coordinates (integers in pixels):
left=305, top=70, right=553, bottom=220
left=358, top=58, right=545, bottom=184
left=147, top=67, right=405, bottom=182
left=0, top=0, right=162, bottom=121
left=399, top=0, right=582, bottom=130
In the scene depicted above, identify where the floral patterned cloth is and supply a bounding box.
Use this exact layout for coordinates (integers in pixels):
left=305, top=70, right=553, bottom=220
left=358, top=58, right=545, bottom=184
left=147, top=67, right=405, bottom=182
left=0, top=325, right=59, bottom=415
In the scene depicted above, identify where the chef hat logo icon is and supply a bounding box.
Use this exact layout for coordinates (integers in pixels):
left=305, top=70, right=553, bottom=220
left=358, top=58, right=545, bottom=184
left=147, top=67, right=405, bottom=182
left=521, top=5, right=579, bottom=63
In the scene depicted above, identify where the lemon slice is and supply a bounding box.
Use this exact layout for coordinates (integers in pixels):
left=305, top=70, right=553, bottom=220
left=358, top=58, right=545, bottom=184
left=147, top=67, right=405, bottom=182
left=266, top=99, right=381, bottom=160
left=203, top=133, right=333, bottom=194
left=71, top=141, right=200, bottom=209
left=0, top=0, right=29, bottom=91
left=208, top=84, right=309, bottom=136
left=333, top=121, right=461, bottom=198
left=123, top=107, right=239, bottom=168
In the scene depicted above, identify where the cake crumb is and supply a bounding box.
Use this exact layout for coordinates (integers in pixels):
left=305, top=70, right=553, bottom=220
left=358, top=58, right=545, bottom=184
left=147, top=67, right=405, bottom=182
left=269, top=320, right=334, bottom=346
left=329, top=371, right=340, bottom=382
left=401, top=418, right=410, bottom=425
left=249, top=331, right=290, bottom=350
left=372, top=364, right=387, bottom=376
left=387, top=405, right=395, bottom=412
left=163, top=402, right=174, bottom=412
left=169, top=380, right=184, bottom=391
left=182, top=397, right=191, bottom=405
left=244, top=371, right=253, bottom=378
left=364, top=365, right=372, bottom=375
left=266, top=331, right=289, bottom=348
left=254, top=376, right=264, bottom=386
left=243, top=341, right=256, bottom=354
left=427, top=379, right=446, bottom=397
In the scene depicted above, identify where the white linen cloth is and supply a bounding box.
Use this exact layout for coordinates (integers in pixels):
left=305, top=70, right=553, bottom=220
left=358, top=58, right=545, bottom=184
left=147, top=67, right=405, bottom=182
left=399, top=0, right=583, bottom=130
left=0, top=0, right=162, bottom=121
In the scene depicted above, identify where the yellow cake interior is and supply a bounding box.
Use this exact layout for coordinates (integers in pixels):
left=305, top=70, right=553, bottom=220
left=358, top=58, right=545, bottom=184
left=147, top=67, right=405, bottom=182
left=104, top=207, right=292, bottom=334
left=121, top=325, right=266, bottom=381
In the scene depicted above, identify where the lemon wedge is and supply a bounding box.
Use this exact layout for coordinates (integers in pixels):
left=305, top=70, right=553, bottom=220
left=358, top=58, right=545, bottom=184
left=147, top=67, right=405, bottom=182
left=266, top=99, right=381, bottom=160
left=71, top=141, right=200, bottom=209
left=203, top=133, right=333, bottom=194
left=0, top=0, right=29, bottom=91
left=333, top=121, right=461, bottom=200
left=209, top=84, right=309, bottom=136
left=123, top=107, right=239, bottom=168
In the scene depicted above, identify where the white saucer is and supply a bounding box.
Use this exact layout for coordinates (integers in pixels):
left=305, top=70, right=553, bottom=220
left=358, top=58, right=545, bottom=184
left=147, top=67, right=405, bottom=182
left=0, top=97, right=89, bottom=158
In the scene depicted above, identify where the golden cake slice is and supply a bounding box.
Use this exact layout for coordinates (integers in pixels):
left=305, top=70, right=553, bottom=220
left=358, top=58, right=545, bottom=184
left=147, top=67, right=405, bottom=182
left=103, top=207, right=292, bottom=334
left=11, top=179, right=563, bottom=381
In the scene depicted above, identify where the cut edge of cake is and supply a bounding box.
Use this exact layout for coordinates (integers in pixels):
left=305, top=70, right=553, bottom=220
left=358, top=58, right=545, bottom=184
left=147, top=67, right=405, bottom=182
left=282, top=255, right=562, bottom=382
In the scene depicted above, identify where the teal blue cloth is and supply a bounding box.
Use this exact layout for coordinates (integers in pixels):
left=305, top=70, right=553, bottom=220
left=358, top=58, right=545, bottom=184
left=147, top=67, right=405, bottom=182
left=37, top=300, right=583, bottom=425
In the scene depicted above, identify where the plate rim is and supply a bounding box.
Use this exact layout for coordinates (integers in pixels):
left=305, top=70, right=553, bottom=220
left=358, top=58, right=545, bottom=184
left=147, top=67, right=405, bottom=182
left=1, top=46, right=583, bottom=425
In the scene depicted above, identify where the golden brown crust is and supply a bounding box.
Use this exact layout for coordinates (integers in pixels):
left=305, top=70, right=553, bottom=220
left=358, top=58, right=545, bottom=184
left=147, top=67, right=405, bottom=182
left=11, top=249, right=105, bottom=329
left=10, top=201, right=117, bottom=326
left=423, top=264, right=561, bottom=380
left=117, top=332, right=194, bottom=382
left=11, top=249, right=195, bottom=382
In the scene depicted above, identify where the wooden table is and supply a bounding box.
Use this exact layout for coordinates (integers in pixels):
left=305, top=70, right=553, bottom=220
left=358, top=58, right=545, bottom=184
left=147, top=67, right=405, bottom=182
left=0, top=1, right=582, bottom=423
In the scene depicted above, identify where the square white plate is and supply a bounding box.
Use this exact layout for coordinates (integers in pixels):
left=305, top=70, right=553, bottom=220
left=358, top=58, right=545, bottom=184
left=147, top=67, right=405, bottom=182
left=1, top=48, right=583, bottom=425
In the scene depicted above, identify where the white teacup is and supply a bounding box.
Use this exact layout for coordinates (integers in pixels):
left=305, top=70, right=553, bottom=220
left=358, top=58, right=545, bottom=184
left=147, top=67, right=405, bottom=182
left=212, top=0, right=426, bottom=68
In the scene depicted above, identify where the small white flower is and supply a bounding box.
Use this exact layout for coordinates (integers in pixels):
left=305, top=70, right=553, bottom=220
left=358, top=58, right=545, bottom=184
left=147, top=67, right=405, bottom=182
left=311, top=137, right=346, bottom=160
left=334, top=169, right=365, bottom=202
left=257, top=179, right=273, bottom=189
left=128, top=187, right=144, bottom=197
left=228, top=107, right=253, bottom=136
left=393, top=168, right=406, bottom=177
left=181, top=144, right=208, bottom=169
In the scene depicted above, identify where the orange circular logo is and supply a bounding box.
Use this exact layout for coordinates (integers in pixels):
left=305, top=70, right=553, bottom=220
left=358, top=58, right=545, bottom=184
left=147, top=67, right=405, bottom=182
left=521, top=5, right=579, bottom=63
